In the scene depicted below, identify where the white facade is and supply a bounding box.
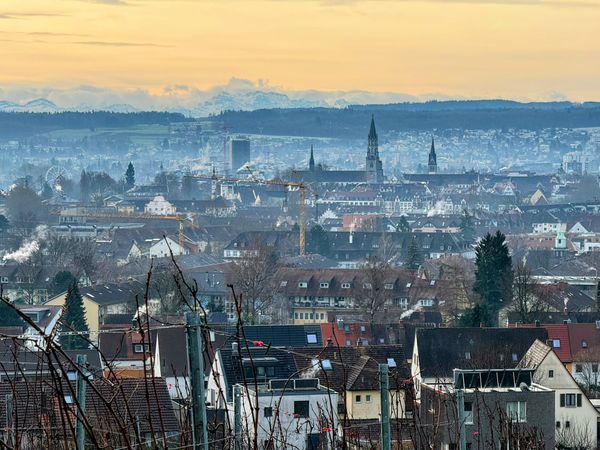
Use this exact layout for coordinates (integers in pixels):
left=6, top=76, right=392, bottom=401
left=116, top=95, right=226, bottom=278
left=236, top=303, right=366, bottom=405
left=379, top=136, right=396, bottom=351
left=533, top=222, right=567, bottom=235
left=144, top=196, right=176, bottom=216
left=234, top=380, right=338, bottom=450
left=528, top=342, right=599, bottom=448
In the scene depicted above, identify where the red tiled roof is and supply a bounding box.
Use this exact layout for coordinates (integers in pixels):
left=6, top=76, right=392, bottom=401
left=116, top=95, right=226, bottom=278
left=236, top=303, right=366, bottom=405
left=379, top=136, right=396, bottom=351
left=512, top=323, right=572, bottom=363
left=567, top=323, right=600, bottom=361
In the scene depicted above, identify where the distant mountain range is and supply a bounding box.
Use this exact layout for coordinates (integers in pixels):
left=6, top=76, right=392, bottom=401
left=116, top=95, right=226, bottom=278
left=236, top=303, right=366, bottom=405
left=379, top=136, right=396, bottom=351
left=1, top=89, right=599, bottom=118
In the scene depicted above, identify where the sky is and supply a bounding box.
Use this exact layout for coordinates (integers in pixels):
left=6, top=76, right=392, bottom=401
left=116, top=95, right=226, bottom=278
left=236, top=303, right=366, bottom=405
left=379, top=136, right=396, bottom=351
left=0, top=0, right=599, bottom=103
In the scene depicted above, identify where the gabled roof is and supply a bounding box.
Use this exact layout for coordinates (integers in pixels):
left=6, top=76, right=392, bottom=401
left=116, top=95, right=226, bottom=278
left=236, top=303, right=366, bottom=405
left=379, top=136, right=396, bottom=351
left=415, top=327, right=548, bottom=379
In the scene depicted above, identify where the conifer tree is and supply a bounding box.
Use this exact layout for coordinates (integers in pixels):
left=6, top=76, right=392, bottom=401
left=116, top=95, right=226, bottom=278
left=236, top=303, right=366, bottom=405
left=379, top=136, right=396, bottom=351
left=405, top=237, right=423, bottom=270
left=0, top=300, right=24, bottom=327
left=125, top=162, right=135, bottom=190
left=59, top=281, right=90, bottom=350
left=469, top=230, right=513, bottom=326
left=397, top=216, right=410, bottom=233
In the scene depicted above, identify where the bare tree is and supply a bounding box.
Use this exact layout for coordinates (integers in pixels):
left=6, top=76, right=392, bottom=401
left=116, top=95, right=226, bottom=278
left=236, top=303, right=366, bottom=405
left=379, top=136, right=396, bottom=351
left=231, top=239, right=279, bottom=324
left=510, top=262, right=547, bottom=323
left=354, top=256, right=394, bottom=329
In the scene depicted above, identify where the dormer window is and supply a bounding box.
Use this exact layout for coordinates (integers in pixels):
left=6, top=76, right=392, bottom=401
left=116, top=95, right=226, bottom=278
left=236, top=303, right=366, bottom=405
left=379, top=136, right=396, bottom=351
left=582, top=340, right=588, bottom=348
left=363, top=283, right=372, bottom=289
left=384, top=283, right=394, bottom=290
left=341, top=283, right=351, bottom=289
left=319, top=282, right=329, bottom=289
left=298, top=282, right=308, bottom=288
left=280, top=281, right=288, bottom=287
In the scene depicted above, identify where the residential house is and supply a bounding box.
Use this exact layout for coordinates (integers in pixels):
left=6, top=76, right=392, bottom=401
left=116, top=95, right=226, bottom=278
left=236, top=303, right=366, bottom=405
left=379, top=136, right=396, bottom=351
left=520, top=339, right=599, bottom=448
left=411, top=327, right=548, bottom=401
left=46, top=281, right=153, bottom=341
left=418, top=368, right=555, bottom=450
left=234, top=379, right=338, bottom=450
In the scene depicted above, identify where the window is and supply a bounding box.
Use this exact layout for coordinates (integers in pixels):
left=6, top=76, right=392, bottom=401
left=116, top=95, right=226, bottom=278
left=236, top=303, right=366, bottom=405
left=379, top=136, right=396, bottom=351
left=363, top=283, right=372, bottom=289
left=360, top=325, right=366, bottom=332
left=306, top=333, right=318, bottom=344
left=319, top=282, right=329, bottom=288
left=64, top=395, right=74, bottom=404
left=553, top=339, right=561, bottom=348
left=355, top=395, right=362, bottom=403
left=566, top=421, right=571, bottom=429
left=384, top=283, right=394, bottom=290
left=512, top=353, right=518, bottom=362
left=464, top=402, right=473, bottom=424
left=298, top=282, right=308, bottom=288
left=506, top=401, right=526, bottom=422
left=387, top=358, right=397, bottom=368
left=341, top=283, right=351, bottom=289
left=346, top=340, right=352, bottom=346
left=320, top=313, right=325, bottom=320
left=366, top=395, right=372, bottom=403
left=582, top=340, right=588, bottom=348
left=294, top=312, right=299, bottom=319
left=264, top=406, right=273, bottom=418
left=280, top=281, right=287, bottom=287
left=293, top=400, right=310, bottom=418
left=575, top=364, right=583, bottom=373
left=67, top=371, right=77, bottom=381
left=556, top=421, right=561, bottom=429
left=548, top=370, right=554, bottom=378
left=593, top=364, right=599, bottom=373
left=464, top=352, right=471, bottom=360
left=321, top=359, right=333, bottom=371
left=560, top=393, right=581, bottom=407
left=133, top=344, right=150, bottom=353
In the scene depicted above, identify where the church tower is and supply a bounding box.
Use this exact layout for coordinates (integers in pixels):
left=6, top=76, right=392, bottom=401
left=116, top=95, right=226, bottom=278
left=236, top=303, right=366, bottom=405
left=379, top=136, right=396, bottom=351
left=309, top=144, right=315, bottom=172
left=428, top=137, right=437, bottom=174
left=366, top=115, right=384, bottom=183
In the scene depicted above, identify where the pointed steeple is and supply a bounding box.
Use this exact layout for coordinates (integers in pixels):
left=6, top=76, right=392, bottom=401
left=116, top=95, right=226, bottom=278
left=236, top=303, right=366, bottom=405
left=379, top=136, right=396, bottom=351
left=428, top=136, right=438, bottom=174
left=368, top=114, right=377, bottom=142
left=366, top=115, right=384, bottom=183
left=309, top=144, right=315, bottom=171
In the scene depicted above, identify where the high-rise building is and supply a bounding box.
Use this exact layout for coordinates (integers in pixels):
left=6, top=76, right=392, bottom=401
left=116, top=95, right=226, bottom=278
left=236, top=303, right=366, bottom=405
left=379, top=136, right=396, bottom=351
left=229, top=137, right=251, bottom=173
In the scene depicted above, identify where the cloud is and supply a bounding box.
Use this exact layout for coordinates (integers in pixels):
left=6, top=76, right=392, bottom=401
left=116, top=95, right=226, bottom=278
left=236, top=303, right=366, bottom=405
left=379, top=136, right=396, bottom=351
left=72, top=40, right=169, bottom=47
left=0, top=12, right=66, bottom=20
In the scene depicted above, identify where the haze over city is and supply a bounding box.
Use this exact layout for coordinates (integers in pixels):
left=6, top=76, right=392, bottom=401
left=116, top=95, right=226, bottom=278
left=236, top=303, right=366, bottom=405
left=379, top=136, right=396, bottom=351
left=2, top=1, right=600, bottom=449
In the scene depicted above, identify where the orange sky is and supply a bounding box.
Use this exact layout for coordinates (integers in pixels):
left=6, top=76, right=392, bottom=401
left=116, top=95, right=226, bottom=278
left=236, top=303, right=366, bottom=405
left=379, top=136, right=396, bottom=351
left=0, top=0, right=599, bottom=100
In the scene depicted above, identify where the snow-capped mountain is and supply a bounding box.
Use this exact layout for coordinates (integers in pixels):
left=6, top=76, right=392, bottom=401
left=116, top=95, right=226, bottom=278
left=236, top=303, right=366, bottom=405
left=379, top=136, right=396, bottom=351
left=0, top=98, right=61, bottom=113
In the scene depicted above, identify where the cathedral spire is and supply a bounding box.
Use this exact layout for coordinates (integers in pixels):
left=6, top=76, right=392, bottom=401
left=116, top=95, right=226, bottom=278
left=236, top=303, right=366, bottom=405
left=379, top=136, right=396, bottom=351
left=428, top=136, right=438, bottom=173
left=366, top=115, right=384, bottom=183
left=309, top=144, right=315, bottom=171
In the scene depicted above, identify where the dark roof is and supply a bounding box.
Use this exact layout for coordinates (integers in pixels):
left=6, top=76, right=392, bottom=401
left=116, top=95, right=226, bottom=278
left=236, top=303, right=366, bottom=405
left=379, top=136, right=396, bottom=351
left=291, top=345, right=408, bottom=393
left=415, top=327, right=548, bottom=378
left=222, top=324, right=324, bottom=348
left=218, top=346, right=298, bottom=399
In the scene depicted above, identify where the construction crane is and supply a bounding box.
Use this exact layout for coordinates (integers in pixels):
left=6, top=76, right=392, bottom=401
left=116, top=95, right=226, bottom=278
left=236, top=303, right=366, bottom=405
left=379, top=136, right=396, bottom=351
left=189, top=168, right=308, bottom=256
left=53, top=209, right=189, bottom=250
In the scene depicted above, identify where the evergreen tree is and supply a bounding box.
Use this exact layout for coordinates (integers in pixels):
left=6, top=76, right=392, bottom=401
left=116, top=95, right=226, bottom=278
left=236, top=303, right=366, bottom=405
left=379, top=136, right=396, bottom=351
left=125, top=162, right=135, bottom=190
left=470, top=230, right=513, bottom=326
left=50, top=271, right=77, bottom=296
left=0, top=215, right=9, bottom=231
left=79, top=170, right=90, bottom=203
left=307, top=224, right=331, bottom=256
left=460, top=208, right=476, bottom=242
left=0, top=300, right=24, bottom=328
left=59, top=281, right=90, bottom=350
left=396, top=216, right=410, bottom=233
left=405, top=237, right=423, bottom=270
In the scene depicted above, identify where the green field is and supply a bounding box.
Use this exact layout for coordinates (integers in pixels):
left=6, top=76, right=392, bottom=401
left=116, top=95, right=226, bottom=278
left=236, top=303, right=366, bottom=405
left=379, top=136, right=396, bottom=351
left=43, top=124, right=171, bottom=144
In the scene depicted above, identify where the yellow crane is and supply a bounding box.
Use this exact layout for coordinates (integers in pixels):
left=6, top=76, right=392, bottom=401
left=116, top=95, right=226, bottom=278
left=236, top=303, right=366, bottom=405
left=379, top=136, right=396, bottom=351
left=189, top=169, right=308, bottom=256
left=54, top=209, right=189, bottom=250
